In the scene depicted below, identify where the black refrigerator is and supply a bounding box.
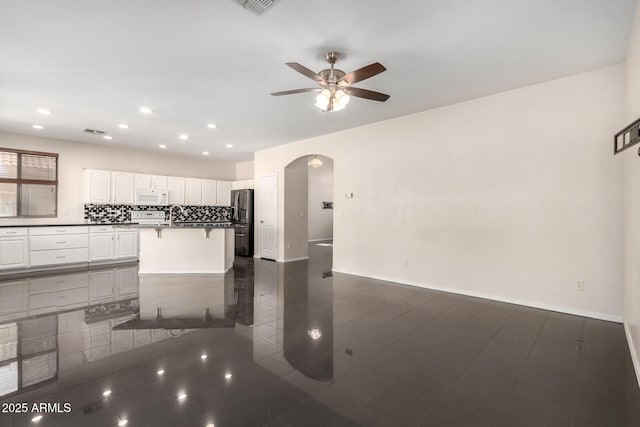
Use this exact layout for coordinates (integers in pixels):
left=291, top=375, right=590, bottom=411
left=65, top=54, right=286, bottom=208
left=231, top=189, right=254, bottom=257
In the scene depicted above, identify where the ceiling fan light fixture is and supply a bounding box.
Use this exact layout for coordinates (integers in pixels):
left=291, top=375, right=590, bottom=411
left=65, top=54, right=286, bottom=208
left=335, top=89, right=350, bottom=107
left=315, top=89, right=331, bottom=111
left=308, top=156, right=323, bottom=168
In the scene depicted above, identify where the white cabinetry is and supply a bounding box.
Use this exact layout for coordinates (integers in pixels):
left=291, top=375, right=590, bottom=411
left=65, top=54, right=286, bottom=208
left=115, top=231, right=138, bottom=259
left=168, top=177, right=185, bottom=204
left=185, top=179, right=202, bottom=205
left=134, top=174, right=169, bottom=190
left=89, top=227, right=138, bottom=262
left=112, top=172, right=134, bottom=204
left=202, top=180, right=218, bottom=205
left=232, top=179, right=255, bottom=190
left=217, top=181, right=232, bottom=206
left=0, top=228, right=29, bottom=270
left=29, top=227, right=89, bottom=268
left=84, top=170, right=111, bottom=204
left=84, top=170, right=133, bottom=204
left=0, top=280, right=28, bottom=320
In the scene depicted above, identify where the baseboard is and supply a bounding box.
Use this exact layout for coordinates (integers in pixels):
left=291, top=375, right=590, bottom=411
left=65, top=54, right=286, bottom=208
left=279, top=256, right=309, bottom=263
left=624, top=322, right=640, bottom=388
left=308, top=238, right=333, bottom=242
left=331, top=268, right=624, bottom=323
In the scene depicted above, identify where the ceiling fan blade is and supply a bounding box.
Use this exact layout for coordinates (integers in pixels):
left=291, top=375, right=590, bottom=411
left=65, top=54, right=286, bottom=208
left=271, top=88, right=321, bottom=96
left=345, top=87, right=390, bottom=102
left=286, top=62, right=324, bottom=83
left=339, top=62, right=386, bottom=85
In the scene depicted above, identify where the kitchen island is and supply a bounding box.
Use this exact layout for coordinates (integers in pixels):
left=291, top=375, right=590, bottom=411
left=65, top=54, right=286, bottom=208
left=133, top=223, right=235, bottom=274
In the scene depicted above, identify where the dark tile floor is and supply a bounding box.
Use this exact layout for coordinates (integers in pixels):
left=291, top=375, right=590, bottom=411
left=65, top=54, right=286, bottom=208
left=0, top=243, right=639, bottom=426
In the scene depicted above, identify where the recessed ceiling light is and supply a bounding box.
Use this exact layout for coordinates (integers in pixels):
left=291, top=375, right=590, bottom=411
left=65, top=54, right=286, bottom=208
left=36, top=108, right=51, bottom=115
left=32, top=125, right=44, bottom=130
left=225, top=144, right=233, bottom=148
left=31, top=415, right=43, bottom=423
left=202, top=151, right=209, bottom=156
left=159, top=144, right=167, bottom=149
left=118, top=420, right=128, bottom=426
left=207, top=123, right=217, bottom=129
left=118, top=124, right=130, bottom=129
left=179, top=134, right=188, bottom=141
left=102, top=389, right=112, bottom=397
left=103, top=135, right=113, bottom=140
left=207, top=424, right=215, bottom=427
left=201, top=353, right=208, bottom=359
left=224, top=372, right=232, bottom=380
left=139, top=107, right=153, bottom=114
left=177, top=392, right=187, bottom=400
left=157, top=369, right=165, bottom=375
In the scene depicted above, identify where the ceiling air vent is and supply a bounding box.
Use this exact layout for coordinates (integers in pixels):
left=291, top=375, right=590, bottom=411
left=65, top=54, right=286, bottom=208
left=233, top=0, right=282, bottom=16
left=84, top=129, right=106, bottom=135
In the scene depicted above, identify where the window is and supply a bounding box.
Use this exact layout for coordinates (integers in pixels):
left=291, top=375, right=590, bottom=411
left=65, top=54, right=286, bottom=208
left=0, top=148, right=58, bottom=217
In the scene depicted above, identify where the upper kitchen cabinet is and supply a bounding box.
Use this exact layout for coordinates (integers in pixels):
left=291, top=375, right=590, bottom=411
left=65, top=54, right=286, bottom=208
left=202, top=180, right=217, bottom=205
left=185, top=179, right=202, bottom=205
left=111, top=172, right=134, bottom=204
left=217, top=181, right=232, bottom=206
left=84, top=170, right=133, bottom=204
left=167, top=177, right=185, bottom=204
left=232, top=180, right=255, bottom=190
left=84, top=170, right=111, bottom=204
left=134, top=174, right=169, bottom=190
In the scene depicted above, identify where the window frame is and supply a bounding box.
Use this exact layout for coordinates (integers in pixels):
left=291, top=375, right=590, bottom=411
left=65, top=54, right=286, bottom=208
left=0, top=147, right=59, bottom=218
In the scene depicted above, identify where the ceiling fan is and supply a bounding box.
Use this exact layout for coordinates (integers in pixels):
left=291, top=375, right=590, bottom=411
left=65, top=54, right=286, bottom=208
left=271, top=52, right=390, bottom=112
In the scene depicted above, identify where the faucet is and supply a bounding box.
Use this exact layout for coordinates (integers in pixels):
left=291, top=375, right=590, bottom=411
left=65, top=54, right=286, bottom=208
left=168, top=205, right=185, bottom=226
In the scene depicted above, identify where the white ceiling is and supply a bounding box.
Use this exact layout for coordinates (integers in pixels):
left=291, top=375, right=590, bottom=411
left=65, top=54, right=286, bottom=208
left=0, top=0, right=636, bottom=162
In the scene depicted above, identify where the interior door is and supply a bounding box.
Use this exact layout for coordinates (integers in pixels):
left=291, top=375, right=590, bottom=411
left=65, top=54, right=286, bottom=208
left=259, top=174, right=277, bottom=260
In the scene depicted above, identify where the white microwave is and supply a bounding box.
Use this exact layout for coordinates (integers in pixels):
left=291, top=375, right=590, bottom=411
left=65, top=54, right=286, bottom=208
left=135, top=189, right=169, bottom=206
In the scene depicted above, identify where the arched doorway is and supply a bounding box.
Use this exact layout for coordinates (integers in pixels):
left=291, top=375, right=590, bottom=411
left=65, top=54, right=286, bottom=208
left=283, top=154, right=334, bottom=265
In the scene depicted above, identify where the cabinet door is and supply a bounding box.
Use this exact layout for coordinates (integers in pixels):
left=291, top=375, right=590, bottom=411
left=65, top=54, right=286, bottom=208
left=89, top=233, right=114, bottom=261
left=152, top=175, right=169, bottom=190
left=231, top=181, right=243, bottom=190
left=202, top=180, right=218, bottom=205
left=134, top=174, right=152, bottom=189
left=84, top=170, right=111, bottom=204
left=0, top=237, right=29, bottom=269
left=115, top=232, right=138, bottom=259
left=89, top=270, right=115, bottom=302
left=115, top=267, right=138, bottom=296
left=0, top=281, right=28, bottom=319
left=112, top=172, right=134, bottom=204
left=216, top=181, right=232, bottom=206
left=167, top=177, right=185, bottom=204
left=185, top=179, right=202, bottom=205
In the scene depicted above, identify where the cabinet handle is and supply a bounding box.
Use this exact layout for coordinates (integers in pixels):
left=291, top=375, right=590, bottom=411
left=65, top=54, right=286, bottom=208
left=56, top=229, right=66, bottom=233
left=56, top=256, right=66, bottom=259
left=6, top=231, right=17, bottom=234
left=56, top=241, right=66, bottom=244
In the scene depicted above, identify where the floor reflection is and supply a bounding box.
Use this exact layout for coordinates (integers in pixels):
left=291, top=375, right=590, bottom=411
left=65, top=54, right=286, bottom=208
left=1, top=242, right=638, bottom=427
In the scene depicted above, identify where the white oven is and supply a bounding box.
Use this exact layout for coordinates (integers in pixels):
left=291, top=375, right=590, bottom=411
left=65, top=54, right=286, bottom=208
left=135, top=189, right=169, bottom=206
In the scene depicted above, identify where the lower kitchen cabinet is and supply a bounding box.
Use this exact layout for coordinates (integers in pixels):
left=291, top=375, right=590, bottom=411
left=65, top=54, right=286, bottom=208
left=0, top=237, right=29, bottom=270
left=115, top=231, right=138, bottom=259
left=89, top=229, right=138, bottom=262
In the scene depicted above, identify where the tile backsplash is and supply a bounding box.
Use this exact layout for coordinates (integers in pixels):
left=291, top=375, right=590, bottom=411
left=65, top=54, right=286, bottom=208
left=84, top=204, right=232, bottom=224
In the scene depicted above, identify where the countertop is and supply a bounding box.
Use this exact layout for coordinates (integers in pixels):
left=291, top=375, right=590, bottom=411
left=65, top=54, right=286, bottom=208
left=0, top=222, right=139, bottom=228
left=0, top=222, right=236, bottom=229
left=131, top=222, right=236, bottom=229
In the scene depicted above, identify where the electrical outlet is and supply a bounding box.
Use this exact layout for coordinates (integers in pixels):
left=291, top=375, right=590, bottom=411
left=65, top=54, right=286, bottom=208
left=576, top=280, right=585, bottom=292
left=404, top=258, right=409, bottom=268
left=286, top=242, right=291, bottom=251
left=62, top=208, right=69, bottom=216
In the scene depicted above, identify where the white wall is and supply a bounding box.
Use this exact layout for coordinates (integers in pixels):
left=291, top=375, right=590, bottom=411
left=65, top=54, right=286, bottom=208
left=255, top=64, right=625, bottom=321
left=283, top=157, right=308, bottom=261
left=308, top=156, right=334, bottom=241
left=0, top=132, right=236, bottom=225
left=623, top=2, right=640, bottom=386
left=235, top=160, right=255, bottom=180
